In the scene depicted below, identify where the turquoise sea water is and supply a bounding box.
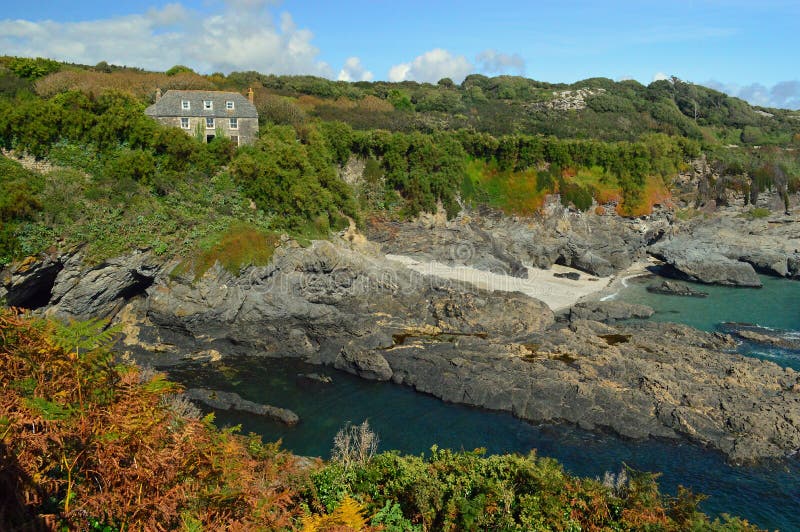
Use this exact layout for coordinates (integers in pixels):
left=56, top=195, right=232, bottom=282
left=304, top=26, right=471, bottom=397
left=168, top=275, right=800, bottom=530
left=616, top=274, right=800, bottom=370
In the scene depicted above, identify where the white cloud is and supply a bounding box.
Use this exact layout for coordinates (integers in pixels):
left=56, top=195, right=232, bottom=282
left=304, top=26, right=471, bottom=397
left=0, top=3, right=331, bottom=76
left=706, top=79, right=800, bottom=110
left=652, top=72, right=669, bottom=82
left=337, top=56, right=373, bottom=82
left=388, top=48, right=472, bottom=84
left=475, top=49, right=525, bottom=75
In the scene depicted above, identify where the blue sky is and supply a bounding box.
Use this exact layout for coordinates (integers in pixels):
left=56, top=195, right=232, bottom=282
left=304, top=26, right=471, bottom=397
left=2, top=0, right=799, bottom=108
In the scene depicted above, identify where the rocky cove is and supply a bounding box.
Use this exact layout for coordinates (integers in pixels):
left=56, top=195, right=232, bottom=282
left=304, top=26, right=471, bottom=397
left=3, top=201, right=800, bottom=467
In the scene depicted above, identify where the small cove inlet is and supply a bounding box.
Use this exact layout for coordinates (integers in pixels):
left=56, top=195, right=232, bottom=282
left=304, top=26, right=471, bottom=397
left=167, top=274, right=800, bottom=531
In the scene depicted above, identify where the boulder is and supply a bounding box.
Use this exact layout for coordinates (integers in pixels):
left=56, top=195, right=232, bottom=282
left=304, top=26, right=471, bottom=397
left=649, top=241, right=761, bottom=287
left=568, top=300, right=654, bottom=323
left=554, top=271, right=581, bottom=280
left=335, top=345, right=393, bottom=381
left=646, top=280, right=708, bottom=297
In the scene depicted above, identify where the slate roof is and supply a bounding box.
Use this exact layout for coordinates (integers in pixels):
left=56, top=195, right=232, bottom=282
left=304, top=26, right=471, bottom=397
left=145, top=90, right=258, bottom=119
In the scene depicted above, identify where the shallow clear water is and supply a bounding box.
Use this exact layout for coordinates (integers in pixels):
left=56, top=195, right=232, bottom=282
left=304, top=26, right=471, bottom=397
left=167, top=275, right=800, bottom=531
left=616, top=274, right=800, bottom=370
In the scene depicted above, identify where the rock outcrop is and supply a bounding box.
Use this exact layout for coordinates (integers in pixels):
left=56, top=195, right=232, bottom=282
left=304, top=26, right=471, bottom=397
left=6, top=206, right=800, bottom=464
left=384, top=320, right=800, bottom=463
left=649, top=241, right=761, bottom=287
left=646, top=280, right=708, bottom=297
left=566, top=300, right=654, bottom=323
left=367, top=208, right=669, bottom=278
left=1, top=250, right=161, bottom=319
left=649, top=213, right=800, bottom=285
left=185, top=388, right=299, bottom=425
left=719, top=323, right=800, bottom=351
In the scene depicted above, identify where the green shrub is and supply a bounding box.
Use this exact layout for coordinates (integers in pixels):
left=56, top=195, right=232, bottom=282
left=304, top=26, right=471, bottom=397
left=743, top=207, right=771, bottom=219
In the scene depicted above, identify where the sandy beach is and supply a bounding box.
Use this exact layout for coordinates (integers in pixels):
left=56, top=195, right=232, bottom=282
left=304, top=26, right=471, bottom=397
left=386, top=254, right=654, bottom=311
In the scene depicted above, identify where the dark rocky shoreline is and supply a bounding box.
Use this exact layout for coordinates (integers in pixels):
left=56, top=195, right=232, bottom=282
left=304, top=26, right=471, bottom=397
left=3, top=206, right=800, bottom=464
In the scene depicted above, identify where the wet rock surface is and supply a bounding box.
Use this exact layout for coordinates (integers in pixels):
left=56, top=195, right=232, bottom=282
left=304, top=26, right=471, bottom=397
left=646, top=280, right=709, bottom=297
left=720, top=323, right=800, bottom=351
left=185, top=388, right=299, bottom=425
left=565, top=300, right=654, bottom=323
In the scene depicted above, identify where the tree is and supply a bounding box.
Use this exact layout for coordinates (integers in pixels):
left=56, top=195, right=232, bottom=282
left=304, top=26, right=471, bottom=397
left=165, top=64, right=196, bottom=76
left=437, top=77, right=455, bottom=88
left=94, top=61, right=112, bottom=73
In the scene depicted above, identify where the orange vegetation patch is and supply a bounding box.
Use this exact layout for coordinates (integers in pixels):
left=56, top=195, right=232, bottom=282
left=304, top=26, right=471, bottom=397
left=177, top=224, right=281, bottom=280
left=593, top=186, right=623, bottom=205
left=502, top=170, right=547, bottom=215
left=34, top=70, right=215, bottom=99
left=357, top=95, right=395, bottom=113
left=0, top=309, right=304, bottom=530
left=617, top=176, right=673, bottom=217
left=295, top=94, right=326, bottom=111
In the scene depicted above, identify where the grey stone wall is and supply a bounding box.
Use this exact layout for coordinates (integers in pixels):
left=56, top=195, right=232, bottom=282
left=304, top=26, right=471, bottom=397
left=151, top=116, right=258, bottom=145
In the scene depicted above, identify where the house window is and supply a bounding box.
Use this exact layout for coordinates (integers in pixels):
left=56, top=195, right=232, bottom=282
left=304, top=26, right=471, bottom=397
left=180, top=117, right=190, bottom=129
left=226, top=101, right=234, bottom=110
left=230, top=135, right=239, bottom=146
left=206, top=117, right=214, bottom=129
left=181, top=100, right=190, bottom=110
left=229, top=117, right=238, bottom=129
left=203, top=100, right=213, bottom=110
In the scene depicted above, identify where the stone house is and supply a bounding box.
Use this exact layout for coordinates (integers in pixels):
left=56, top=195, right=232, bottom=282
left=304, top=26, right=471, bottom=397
left=145, top=89, right=258, bottom=145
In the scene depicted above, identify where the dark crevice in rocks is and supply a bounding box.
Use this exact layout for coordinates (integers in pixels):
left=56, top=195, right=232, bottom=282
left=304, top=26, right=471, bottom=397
left=115, top=271, right=155, bottom=301
left=6, top=263, right=62, bottom=309
left=644, top=228, right=666, bottom=246
left=599, top=334, right=631, bottom=346
left=391, top=331, right=488, bottom=347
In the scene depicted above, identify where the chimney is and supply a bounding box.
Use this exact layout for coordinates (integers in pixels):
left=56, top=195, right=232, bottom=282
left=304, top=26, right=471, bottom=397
left=247, top=87, right=254, bottom=104
left=155, top=88, right=162, bottom=102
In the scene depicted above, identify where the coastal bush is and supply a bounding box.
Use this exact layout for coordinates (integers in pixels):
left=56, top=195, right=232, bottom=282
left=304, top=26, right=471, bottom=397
left=0, top=157, right=43, bottom=264
left=743, top=207, right=771, bottom=219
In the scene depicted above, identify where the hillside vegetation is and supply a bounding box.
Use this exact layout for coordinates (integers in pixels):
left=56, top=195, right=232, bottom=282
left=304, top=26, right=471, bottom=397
left=0, top=55, right=798, bottom=269
left=0, top=309, right=763, bottom=530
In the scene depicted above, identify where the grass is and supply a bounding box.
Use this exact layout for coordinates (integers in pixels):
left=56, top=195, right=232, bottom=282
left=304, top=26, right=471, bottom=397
left=175, top=223, right=282, bottom=280
left=572, top=166, right=622, bottom=204
left=465, top=159, right=672, bottom=217
left=743, top=207, right=771, bottom=219
left=675, top=207, right=702, bottom=221
left=617, top=175, right=673, bottom=217
left=464, top=159, right=548, bottom=215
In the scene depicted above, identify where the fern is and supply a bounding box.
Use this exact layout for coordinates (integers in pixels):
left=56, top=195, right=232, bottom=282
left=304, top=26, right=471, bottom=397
left=301, top=495, right=368, bottom=531
left=52, top=317, right=120, bottom=356
left=24, top=396, right=73, bottom=420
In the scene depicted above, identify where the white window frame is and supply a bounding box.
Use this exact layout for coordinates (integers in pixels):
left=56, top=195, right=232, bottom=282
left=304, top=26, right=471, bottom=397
left=229, top=117, right=238, bottom=129
left=203, top=100, right=213, bottom=110
left=230, top=135, right=239, bottom=146
left=205, top=117, right=215, bottom=129
left=181, top=100, right=190, bottom=110
left=180, top=117, right=190, bottom=129
left=226, top=100, right=235, bottom=110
